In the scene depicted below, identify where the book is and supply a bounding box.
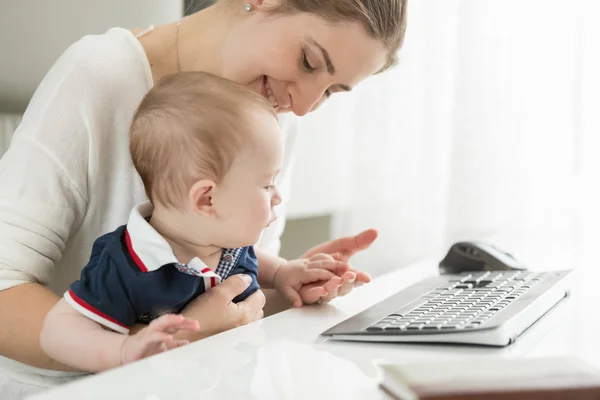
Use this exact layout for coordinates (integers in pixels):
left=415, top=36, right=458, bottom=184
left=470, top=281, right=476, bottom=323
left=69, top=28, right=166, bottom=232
left=378, top=356, right=600, bottom=400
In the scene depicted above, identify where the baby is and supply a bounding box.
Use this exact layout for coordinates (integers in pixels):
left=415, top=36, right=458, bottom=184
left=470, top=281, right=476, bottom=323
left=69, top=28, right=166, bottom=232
left=40, top=72, right=347, bottom=372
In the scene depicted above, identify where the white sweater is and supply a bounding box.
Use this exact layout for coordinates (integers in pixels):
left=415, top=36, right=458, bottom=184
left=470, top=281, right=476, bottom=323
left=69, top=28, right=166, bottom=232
left=0, top=28, right=297, bottom=389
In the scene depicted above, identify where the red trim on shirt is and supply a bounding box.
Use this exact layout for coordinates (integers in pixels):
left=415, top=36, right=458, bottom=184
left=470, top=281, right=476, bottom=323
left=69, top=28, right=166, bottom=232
left=68, top=289, right=130, bottom=330
left=125, top=229, right=148, bottom=272
left=201, top=267, right=211, bottom=274
left=210, top=277, right=216, bottom=287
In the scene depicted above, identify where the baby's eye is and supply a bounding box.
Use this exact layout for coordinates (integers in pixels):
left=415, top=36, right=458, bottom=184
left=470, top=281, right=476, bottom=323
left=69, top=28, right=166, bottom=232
left=264, top=185, right=274, bottom=191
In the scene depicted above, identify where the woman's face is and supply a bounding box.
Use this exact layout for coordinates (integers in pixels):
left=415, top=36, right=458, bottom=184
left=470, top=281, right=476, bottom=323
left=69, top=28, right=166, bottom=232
left=221, top=6, right=388, bottom=116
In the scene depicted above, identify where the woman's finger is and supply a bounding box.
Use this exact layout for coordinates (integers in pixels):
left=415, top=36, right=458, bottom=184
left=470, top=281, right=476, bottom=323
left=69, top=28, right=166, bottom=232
left=340, top=271, right=357, bottom=284
left=337, top=265, right=370, bottom=283
left=353, top=229, right=379, bottom=251
left=355, top=271, right=372, bottom=284
left=320, top=276, right=343, bottom=302
left=304, top=229, right=379, bottom=260
left=337, top=280, right=356, bottom=297
left=239, top=289, right=266, bottom=314
left=301, top=286, right=328, bottom=304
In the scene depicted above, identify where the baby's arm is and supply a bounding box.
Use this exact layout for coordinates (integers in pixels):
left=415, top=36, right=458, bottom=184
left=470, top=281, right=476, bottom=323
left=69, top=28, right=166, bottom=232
left=40, top=299, right=131, bottom=372
left=40, top=299, right=198, bottom=372
left=254, top=249, right=286, bottom=288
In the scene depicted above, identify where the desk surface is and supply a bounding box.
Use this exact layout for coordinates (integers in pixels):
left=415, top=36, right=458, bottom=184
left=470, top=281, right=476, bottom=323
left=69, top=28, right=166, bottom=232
left=30, top=260, right=600, bottom=400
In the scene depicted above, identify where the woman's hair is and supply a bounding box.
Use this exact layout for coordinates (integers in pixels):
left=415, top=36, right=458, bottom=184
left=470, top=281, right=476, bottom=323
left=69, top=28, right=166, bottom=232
left=268, top=0, right=408, bottom=72
left=130, top=71, right=276, bottom=208
left=215, top=0, right=408, bottom=72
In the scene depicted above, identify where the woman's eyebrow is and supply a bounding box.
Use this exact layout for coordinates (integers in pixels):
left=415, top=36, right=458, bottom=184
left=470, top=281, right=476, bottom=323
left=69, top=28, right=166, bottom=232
left=307, top=38, right=353, bottom=92
left=308, top=38, right=335, bottom=74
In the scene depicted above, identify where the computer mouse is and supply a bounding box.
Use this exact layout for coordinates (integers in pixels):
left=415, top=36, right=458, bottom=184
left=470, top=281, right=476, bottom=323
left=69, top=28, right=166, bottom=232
left=439, top=241, right=527, bottom=274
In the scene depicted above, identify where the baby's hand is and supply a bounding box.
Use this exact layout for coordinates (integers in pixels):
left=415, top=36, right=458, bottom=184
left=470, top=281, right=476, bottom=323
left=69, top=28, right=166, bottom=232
left=120, top=314, right=199, bottom=365
left=299, top=253, right=372, bottom=305
left=273, top=256, right=349, bottom=308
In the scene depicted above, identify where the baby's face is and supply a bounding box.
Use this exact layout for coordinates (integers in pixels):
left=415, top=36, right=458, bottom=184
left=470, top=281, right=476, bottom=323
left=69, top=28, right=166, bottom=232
left=211, top=112, right=284, bottom=247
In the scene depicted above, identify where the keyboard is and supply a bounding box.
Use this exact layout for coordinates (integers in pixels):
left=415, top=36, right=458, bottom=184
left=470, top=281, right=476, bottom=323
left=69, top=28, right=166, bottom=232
left=321, top=270, right=572, bottom=346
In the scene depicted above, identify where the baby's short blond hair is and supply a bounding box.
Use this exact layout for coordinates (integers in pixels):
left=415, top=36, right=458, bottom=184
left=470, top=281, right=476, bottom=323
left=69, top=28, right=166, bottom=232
left=130, top=71, right=277, bottom=208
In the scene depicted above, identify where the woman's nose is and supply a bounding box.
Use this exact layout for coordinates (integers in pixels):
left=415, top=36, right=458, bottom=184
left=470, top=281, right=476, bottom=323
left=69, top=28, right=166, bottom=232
left=290, top=85, right=326, bottom=116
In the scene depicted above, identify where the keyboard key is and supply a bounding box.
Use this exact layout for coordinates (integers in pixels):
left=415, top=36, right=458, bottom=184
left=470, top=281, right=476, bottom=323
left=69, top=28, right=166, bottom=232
left=406, top=326, right=422, bottom=330
left=413, top=320, right=434, bottom=325
left=385, top=326, right=405, bottom=331
left=441, top=324, right=464, bottom=329
left=422, top=325, right=441, bottom=330
left=367, top=323, right=389, bottom=331
left=455, top=284, right=474, bottom=289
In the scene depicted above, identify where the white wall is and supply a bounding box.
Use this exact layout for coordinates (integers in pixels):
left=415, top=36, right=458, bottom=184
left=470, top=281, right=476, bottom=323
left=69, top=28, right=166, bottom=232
left=0, top=0, right=183, bottom=112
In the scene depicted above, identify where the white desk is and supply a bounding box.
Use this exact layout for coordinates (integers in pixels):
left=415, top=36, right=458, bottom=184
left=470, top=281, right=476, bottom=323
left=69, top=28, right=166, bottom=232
left=29, top=259, right=600, bottom=400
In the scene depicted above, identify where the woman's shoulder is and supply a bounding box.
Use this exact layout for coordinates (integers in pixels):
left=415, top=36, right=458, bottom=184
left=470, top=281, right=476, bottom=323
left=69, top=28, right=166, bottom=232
left=18, top=27, right=153, bottom=140
left=45, top=27, right=152, bottom=95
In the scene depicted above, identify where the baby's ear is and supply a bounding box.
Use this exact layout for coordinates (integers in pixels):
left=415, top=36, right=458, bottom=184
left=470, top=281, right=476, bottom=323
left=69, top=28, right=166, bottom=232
left=188, top=179, right=216, bottom=216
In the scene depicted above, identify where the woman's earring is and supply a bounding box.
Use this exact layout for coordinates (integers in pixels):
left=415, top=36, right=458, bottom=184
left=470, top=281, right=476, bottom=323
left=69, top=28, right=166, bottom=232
left=243, top=3, right=253, bottom=12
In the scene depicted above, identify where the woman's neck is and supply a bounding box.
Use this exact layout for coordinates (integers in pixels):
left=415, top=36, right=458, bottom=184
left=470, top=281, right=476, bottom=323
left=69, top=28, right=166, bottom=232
left=137, top=4, right=233, bottom=83
left=149, top=206, right=222, bottom=268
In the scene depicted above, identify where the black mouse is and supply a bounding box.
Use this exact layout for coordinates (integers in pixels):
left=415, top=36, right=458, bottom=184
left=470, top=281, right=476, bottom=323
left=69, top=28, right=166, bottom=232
left=439, top=241, right=527, bottom=274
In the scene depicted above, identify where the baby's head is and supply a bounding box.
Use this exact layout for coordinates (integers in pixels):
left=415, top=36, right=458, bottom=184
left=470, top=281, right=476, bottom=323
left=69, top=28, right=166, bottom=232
left=130, top=71, right=283, bottom=247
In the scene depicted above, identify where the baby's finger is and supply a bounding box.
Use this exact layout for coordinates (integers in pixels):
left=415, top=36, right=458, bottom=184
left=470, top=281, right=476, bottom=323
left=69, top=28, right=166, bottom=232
left=307, top=259, right=350, bottom=275
left=309, top=253, right=334, bottom=261
left=300, top=268, right=335, bottom=284
left=145, top=331, right=173, bottom=348
left=282, top=287, right=303, bottom=308
left=148, top=314, right=186, bottom=332
left=163, top=339, right=190, bottom=351
left=163, top=319, right=200, bottom=335
left=253, top=308, right=264, bottom=322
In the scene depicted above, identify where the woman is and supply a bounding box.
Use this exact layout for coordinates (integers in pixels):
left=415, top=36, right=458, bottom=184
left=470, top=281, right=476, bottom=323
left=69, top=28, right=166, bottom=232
left=0, top=0, right=407, bottom=394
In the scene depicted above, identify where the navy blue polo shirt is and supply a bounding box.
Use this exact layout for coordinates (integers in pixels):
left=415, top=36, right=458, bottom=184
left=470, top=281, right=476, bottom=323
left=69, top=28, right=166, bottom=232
left=64, top=202, right=260, bottom=334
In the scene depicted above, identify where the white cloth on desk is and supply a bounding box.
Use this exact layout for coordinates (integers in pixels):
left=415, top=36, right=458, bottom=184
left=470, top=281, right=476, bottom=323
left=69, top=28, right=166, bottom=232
left=0, top=27, right=298, bottom=397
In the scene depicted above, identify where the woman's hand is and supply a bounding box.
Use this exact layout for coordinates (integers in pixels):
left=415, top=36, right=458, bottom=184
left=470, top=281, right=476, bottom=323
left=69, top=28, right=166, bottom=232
left=177, top=274, right=266, bottom=341
left=300, top=229, right=378, bottom=304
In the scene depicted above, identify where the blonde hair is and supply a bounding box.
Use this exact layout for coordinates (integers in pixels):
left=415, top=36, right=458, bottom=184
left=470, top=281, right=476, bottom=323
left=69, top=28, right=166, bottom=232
left=130, top=71, right=277, bottom=208
left=230, top=0, right=408, bottom=72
